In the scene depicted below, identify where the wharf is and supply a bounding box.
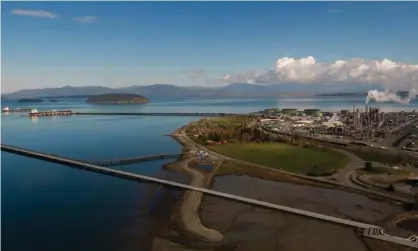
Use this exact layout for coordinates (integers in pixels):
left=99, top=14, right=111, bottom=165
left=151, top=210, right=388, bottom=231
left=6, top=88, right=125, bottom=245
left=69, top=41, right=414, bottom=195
left=73, top=112, right=241, bottom=117
left=29, top=110, right=73, bottom=116
left=85, top=153, right=183, bottom=166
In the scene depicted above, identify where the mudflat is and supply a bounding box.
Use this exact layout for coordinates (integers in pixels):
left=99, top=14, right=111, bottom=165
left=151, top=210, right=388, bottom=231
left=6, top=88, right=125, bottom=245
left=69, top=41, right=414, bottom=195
left=196, top=175, right=406, bottom=251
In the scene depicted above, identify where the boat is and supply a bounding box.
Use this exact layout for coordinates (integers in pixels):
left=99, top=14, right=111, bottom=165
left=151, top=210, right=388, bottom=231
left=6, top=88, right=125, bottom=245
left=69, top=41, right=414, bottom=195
left=2, top=106, right=32, bottom=112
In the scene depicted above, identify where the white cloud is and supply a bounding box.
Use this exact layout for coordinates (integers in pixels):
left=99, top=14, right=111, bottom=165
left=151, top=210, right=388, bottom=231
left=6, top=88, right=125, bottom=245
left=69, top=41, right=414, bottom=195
left=73, top=16, right=98, bottom=23
left=11, top=9, right=58, bottom=19
left=217, top=56, right=418, bottom=91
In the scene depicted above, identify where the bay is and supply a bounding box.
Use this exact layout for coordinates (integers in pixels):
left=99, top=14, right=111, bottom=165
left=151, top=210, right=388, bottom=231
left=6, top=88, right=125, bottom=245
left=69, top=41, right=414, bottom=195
left=1, top=97, right=416, bottom=251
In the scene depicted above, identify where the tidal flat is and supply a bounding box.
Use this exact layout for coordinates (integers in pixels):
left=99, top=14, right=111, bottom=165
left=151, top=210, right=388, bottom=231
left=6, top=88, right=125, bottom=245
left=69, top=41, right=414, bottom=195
left=150, top=172, right=411, bottom=251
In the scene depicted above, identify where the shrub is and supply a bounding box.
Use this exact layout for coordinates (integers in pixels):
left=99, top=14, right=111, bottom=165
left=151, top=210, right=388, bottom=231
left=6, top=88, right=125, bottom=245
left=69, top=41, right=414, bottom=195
left=387, top=183, right=395, bottom=191
left=364, top=162, right=373, bottom=171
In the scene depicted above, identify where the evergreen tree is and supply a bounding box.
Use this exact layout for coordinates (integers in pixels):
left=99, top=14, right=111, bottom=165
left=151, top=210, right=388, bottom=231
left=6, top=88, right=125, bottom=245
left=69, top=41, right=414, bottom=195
left=364, top=162, right=373, bottom=171
left=213, top=131, right=222, bottom=141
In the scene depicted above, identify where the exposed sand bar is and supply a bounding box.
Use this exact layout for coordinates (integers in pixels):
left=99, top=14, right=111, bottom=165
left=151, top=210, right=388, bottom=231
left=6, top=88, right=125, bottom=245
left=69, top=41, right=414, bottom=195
left=178, top=158, right=223, bottom=242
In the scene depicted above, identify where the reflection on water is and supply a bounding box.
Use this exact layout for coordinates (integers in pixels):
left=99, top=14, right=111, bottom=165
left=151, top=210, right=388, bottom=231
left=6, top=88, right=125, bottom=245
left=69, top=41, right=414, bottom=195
left=31, top=116, right=38, bottom=124
left=197, top=164, right=213, bottom=171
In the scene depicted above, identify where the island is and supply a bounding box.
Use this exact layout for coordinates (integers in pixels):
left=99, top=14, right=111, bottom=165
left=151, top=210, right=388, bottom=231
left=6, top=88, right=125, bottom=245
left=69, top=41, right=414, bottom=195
left=49, top=99, right=59, bottom=102
left=86, top=93, right=149, bottom=104
left=17, top=98, right=43, bottom=103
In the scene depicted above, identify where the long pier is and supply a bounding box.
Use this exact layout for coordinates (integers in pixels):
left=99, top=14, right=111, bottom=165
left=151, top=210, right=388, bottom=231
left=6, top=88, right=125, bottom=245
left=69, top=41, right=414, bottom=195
left=73, top=112, right=241, bottom=117
left=1, top=144, right=417, bottom=248
left=85, top=153, right=183, bottom=166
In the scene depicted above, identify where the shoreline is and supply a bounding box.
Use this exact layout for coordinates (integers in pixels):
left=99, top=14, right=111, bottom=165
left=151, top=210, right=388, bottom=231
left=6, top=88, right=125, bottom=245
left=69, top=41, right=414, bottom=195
left=155, top=120, right=416, bottom=249
left=162, top=130, right=224, bottom=243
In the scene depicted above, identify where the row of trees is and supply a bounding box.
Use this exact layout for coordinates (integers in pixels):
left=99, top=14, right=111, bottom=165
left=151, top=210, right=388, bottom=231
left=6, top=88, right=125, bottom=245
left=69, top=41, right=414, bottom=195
left=196, top=123, right=275, bottom=143
left=192, top=118, right=326, bottom=150
left=200, top=128, right=274, bottom=143
left=199, top=124, right=325, bottom=151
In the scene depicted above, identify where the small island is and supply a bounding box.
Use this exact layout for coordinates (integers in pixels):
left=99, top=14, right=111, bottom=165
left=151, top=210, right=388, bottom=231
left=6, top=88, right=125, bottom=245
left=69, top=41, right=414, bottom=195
left=17, top=98, right=43, bottom=103
left=86, top=93, right=149, bottom=104
left=49, top=99, right=59, bottom=102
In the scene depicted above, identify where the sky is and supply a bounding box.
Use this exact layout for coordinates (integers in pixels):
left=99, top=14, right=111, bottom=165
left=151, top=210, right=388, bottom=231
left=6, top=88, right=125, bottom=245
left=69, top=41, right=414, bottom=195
left=1, top=1, right=418, bottom=93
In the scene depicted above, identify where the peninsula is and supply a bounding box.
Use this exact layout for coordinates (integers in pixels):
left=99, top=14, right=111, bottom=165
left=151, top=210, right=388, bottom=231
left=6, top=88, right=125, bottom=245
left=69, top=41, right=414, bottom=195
left=86, top=93, right=149, bottom=104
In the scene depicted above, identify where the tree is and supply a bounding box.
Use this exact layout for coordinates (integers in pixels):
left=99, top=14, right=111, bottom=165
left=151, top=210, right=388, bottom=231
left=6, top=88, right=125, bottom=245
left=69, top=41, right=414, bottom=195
left=213, top=131, right=222, bottom=142
left=364, top=162, right=373, bottom=171
left=241, top=132, right=252, bottom=142
left=387, top=183, right=395, bottom=192
left=262, top=133, right=271, bottom=142
left=198, top=134, right=207, bottom=141
left=207, top=132, right=214, bottom=141
left=253, top=129, right=262, bottom=141
left=294, top=134, right=300, bottom=143
left=222, top=132, right=231, bottom=140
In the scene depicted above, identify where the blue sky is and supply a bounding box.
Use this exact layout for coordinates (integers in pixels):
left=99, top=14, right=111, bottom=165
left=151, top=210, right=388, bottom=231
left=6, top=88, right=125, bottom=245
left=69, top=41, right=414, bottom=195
left=2, top=1, right=418, bottom=93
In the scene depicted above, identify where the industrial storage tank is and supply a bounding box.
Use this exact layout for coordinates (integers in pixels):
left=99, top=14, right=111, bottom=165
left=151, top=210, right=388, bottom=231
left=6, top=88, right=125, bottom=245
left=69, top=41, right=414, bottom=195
left=304, top=109, right=322, bottom=117
left=281, top=108, right=298, bottom=116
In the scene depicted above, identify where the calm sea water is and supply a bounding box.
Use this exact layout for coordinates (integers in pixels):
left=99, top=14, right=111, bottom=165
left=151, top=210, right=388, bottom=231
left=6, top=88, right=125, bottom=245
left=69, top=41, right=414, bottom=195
left=1, top=97, right=416, bottom=251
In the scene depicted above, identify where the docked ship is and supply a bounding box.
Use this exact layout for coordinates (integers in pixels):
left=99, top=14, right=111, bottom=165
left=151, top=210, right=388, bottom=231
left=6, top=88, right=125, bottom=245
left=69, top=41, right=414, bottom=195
left=29, top=109, right=73, bottom=116
left=2, top=106, right=32, bottom=112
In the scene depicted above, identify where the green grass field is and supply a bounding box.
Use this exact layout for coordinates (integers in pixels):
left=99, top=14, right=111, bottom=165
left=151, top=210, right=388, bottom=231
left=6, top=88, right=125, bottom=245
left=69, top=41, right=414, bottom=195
left=208, top=143, right=350, bottom=176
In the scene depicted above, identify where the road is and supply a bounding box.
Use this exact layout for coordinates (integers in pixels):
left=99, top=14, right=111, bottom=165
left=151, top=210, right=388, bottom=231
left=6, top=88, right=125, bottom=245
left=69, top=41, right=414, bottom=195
left=324, top=148, right=364, bottom=186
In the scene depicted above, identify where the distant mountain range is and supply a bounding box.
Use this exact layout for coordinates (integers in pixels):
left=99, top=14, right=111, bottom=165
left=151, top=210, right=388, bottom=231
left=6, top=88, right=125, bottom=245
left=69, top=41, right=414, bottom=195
left=2, top=83, right=378, bottom=100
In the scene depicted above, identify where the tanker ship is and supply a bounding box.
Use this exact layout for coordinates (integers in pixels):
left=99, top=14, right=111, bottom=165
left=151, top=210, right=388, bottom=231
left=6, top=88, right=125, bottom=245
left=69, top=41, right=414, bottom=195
left=2, top=106, right=32, bottom=112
